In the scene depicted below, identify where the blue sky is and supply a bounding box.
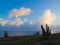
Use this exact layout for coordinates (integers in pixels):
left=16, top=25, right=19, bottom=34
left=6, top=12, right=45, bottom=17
left=0, top=0, right=60, bottom=33
left=0, top=0, right=60, bottom=22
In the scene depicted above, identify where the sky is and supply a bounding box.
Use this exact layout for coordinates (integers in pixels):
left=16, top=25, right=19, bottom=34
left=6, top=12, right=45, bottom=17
left=0, top=0, right=60, bottom=34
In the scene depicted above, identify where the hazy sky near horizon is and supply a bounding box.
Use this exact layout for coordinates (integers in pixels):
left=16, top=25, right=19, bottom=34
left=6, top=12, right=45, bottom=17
left=0, top=0, right=60, bottom=33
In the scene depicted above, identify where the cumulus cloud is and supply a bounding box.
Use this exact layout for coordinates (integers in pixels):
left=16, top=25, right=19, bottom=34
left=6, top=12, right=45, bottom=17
left=0, top=18, right=9, bottom=26
left=9, top=18, right=23, bottom=26
left=40, top=9, right=56, bottom=25
left=9, top=9, right=17, bottom=18
left=0, top=18, right=33, bottom=26
left=29, top=21, right=33, bottom=25
left=9, top=7, right=32, bottom=18
left=8, top=7, right=33, bottom=26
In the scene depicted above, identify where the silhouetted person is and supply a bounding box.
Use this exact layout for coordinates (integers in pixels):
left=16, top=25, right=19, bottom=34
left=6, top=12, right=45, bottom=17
left=4, top=31, right=8, bottom=38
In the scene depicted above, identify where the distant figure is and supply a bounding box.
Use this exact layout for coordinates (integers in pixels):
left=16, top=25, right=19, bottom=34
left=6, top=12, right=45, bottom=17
left=4, top=31, right=8, bottom=38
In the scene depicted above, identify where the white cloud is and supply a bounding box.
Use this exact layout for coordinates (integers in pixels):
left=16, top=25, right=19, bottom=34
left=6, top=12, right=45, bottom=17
left=29, top=21, right=33, bottom=25
left=9, top=9, right=17, bottom=18
left=8, top=7, right=33, bottom=26
left=9, top=18, right=34, bottom=26
left=40, top=9, right=56, bottom=25
left=0, top=17, right=33, bottom=26
left=9, top=18, right=23, bottom=26
left=9, top=21, right=16, bottom=26
left=9, top=7, right=32, bottom=18
left=15, top=18, right=23, bottom=26
left=0, top=18, right=9, bottom=26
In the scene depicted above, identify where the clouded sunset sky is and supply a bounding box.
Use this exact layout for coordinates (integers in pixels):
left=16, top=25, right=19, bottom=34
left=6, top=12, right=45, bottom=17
left=0, top=0, right=60, bottom=33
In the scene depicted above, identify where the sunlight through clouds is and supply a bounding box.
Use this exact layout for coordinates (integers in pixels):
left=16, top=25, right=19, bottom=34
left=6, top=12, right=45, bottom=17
left=40, top=9, right=56, bottom=25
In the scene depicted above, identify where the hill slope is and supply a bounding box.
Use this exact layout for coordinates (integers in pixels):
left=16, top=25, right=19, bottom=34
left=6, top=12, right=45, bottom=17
left=0, top=33, right=60, bottom=45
